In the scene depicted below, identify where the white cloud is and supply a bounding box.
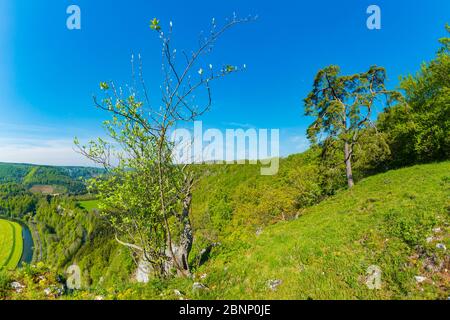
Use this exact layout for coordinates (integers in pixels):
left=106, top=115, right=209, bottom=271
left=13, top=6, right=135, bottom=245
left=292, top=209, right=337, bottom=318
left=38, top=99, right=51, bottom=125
left=222, top=122, right=255, bottom=129
left=0, top=138, right=97, bottom=167
left=0, top=124, right=311, bottom=167
left=278, top=128, right=310, bottom=157
left=289, top=135, right=310, bottom=151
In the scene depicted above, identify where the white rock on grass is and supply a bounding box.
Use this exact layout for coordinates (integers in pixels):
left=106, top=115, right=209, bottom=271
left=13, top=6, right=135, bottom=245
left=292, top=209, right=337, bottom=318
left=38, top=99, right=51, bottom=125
left=256, top=227, right=263, bottom=236
left=415, top=276, right=427, bottom=283
left=174, top=289, right=183, bottom=296
left=433, top=227, right=442, bottom=233
left=192, top=282, right=208, bottom=291
left=267, top=279, right=282, bottom=291
left=11, top=282, right=25, bottom=293
left=11, top=282, right=24, bottom=289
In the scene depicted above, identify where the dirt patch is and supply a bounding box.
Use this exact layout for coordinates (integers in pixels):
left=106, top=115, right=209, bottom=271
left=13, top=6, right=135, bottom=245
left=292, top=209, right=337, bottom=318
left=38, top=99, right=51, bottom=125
left=29, top=185, right=55, bottom=195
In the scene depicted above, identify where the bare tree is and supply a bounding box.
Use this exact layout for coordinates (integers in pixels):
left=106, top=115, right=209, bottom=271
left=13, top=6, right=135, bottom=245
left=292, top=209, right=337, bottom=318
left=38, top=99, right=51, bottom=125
left=75, top=14, right=255, bottom=277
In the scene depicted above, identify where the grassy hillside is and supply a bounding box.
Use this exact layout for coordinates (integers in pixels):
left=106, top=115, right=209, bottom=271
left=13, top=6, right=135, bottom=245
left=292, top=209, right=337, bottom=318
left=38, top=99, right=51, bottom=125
left=78, top=200, right=100, bottom=212
left=97, top=162, right=448, bottom=300
left=190, top=151, right=328, bottom=257
left=193, top=162, right=449, bottom=300
left=0, top=220, right=23, bottom=270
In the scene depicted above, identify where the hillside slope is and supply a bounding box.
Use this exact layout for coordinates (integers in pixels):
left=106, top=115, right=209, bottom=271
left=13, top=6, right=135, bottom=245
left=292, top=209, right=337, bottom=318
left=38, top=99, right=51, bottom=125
left=191, top=162, right=449, bottom=300
left=104, top=162, right=449, bottom=300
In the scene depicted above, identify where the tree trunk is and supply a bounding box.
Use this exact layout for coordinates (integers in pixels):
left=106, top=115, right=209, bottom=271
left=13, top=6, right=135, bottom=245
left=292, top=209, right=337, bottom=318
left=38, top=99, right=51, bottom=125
left=164, top=192, right=193, bottom=277
left=344, top=142, right=355, bottom=188
left=175, top=192, right=193, bottom=275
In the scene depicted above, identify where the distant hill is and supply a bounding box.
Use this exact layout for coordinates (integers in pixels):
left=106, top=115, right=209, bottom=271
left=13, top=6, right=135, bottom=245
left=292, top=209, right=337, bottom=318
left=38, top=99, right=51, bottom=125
left=0, top=163, right=104, bottom=194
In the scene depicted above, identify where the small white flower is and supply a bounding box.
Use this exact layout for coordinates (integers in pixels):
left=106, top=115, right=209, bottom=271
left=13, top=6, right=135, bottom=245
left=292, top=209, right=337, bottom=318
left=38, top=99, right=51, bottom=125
left=209, top=64, right=213, bottom=69
left=169, top=21, right=173, bottom=28
left=243, top=64, right=247, bottom=69
left=198, top=68, right=204, bottom=75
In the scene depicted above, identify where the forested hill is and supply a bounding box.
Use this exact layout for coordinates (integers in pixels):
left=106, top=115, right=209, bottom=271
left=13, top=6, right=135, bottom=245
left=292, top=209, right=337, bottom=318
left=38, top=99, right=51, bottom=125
left=0, top=163, right=104, bottom=194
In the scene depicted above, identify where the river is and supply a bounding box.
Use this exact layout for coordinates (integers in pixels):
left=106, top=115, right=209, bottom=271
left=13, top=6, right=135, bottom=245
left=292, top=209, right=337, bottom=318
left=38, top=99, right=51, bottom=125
left=19, top=221, right=34, bottom=266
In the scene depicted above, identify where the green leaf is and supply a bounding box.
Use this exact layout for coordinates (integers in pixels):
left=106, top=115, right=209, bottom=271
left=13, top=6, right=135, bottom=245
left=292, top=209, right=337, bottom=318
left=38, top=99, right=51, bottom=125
left=150, top=18, right=161, bottom=31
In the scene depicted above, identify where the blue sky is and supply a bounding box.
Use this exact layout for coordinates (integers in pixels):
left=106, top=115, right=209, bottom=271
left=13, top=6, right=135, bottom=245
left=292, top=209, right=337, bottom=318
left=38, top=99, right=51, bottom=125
left=0, top=0, right=448, bottom=166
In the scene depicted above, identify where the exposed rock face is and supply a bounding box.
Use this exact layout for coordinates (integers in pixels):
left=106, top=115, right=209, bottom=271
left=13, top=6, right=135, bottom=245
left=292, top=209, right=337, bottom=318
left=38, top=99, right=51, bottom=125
left=135, top=258, right=152, bottom=283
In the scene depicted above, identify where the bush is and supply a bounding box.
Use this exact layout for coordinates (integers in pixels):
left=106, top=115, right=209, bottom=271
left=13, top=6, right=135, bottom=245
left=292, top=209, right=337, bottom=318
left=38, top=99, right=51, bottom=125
left=0, top=268, right=11, bottom=299
left=385, top=209, right=438, bottom=246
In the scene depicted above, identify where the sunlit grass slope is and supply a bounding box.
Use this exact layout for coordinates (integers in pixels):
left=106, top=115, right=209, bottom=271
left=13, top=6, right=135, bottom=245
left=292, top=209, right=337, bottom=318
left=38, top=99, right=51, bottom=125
left=78, top=200, right=100, bottom=212
left=0, top=220, right=23, bottom=270
left=193, top=162, right=449, bottom=300
left=116, top=162, right=449, bottom=300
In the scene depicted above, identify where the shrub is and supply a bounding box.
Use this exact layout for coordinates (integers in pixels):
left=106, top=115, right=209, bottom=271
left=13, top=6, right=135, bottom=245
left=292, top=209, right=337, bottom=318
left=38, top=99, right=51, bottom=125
left=0, top=268, right=11, bottom=299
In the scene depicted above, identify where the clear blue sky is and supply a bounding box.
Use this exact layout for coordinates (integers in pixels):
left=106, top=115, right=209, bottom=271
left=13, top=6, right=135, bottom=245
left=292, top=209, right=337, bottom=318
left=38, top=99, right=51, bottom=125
left=0, top=0, right=448, bottom=165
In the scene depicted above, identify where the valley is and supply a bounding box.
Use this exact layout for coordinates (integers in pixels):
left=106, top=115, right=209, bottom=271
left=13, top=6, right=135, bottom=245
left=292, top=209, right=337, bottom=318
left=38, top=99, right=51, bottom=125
left=0, top=15, right=448, bottom=302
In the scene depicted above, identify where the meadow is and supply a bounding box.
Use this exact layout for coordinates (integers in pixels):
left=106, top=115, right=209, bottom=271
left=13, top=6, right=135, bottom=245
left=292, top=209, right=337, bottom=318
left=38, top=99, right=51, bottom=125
left=78, top=200, right=99, bottom=212
left=0, top=219, right=23, bottom=270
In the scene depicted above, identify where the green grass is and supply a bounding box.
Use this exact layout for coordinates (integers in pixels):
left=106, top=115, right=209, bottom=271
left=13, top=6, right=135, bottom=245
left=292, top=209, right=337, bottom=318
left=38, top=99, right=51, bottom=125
left=0, top=219, right=24, bottom=270
left=78, top=200, right=100, bottom=211
left=196, top=162, right=450, bottom=300
left=109, top=162, right=449, bottom=300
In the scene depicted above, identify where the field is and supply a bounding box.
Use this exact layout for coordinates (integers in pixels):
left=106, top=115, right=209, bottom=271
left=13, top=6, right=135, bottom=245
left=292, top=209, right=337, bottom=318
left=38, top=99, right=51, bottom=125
left=29, top=185, right=66, bottom=195
left=0, top=219, right=24, bottom=270
left=78, top=200, right=100, bottom=211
